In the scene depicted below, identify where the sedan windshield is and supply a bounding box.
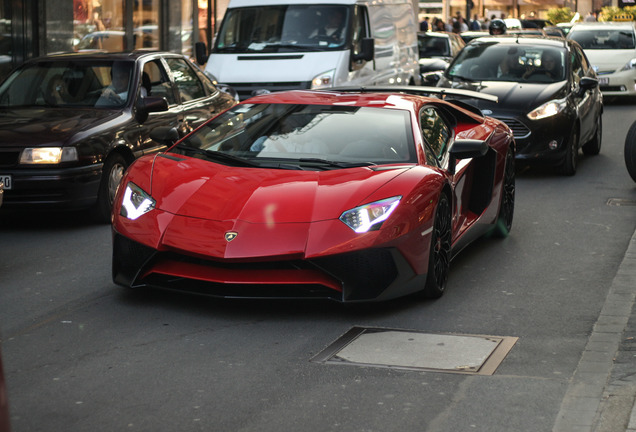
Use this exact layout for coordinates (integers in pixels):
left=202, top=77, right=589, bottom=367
left=172, top=103, right=416, bottom=169
left=214, top=5, right=350, bottom=53
left=0, top=60, right=134, bottom=108
left=568, top=29, right=635, bottom=50
left=447, top=42, right=566, bottom=83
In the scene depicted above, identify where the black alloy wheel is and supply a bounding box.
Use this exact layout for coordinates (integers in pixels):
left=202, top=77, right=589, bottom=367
left=421, top=193, right=452, bottom=299
left=493, top=146, right=515, bottom=237
left=582, top=114, right=602, bottom=156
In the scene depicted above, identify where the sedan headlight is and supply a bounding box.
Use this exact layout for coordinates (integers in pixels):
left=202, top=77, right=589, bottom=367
left=620, top=58, right=636, bottom=71
left=527, top=98, right=567, bottom=121
left=120, top=182, right=155, bottom=220
left=311, top=69, right=336, bottom=89
left=20, top=147, right=78, bottom=164
left=339, top=196, right=401, bottom=233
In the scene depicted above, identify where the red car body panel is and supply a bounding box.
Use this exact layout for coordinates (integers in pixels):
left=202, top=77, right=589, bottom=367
left=111, top=89, right=514, bottom=302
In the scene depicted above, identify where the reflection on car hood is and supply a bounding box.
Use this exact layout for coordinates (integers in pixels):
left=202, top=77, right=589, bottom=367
left=439, top=78, right=567, bottom=111
left=0, top=108, right=124, bottom=146
left=150, top=154, right=410, bottom=222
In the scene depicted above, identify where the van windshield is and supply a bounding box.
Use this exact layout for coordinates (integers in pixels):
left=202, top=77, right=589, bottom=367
left=214, top=5, right=350, bottom=53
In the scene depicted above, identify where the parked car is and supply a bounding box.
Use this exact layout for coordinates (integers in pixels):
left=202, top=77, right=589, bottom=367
left=567, top=21, right=636, bottom=98
left=436, top=35, right=603, bottom=175
left=111, top=87, right=516, bottom=302
left=543, top=26, right=567, bottom=38
left=417, top=31, right=465, bottom=75
left=507, top=28, right=547, bottom=37
left=625, top=119, right=636, bottom=182
left=0, top=51, right=237, bottom=222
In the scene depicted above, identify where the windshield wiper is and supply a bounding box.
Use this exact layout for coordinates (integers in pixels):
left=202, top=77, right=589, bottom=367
left=175, top=144, right=261, bottom=167
left=297, top=158, right=377, bottom=169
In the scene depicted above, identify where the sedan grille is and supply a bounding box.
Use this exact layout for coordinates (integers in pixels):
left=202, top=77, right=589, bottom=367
left=492, top=117, right=531, bottom=139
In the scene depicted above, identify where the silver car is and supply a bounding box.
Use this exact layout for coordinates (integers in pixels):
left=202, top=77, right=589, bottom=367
left=568, top=21, right=636, bottom=98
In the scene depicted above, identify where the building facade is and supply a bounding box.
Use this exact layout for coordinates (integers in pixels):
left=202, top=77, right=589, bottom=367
left=0, top=0, right=231, bottom=80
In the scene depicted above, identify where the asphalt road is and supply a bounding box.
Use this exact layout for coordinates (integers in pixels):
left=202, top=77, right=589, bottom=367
left=1, top=100, right=636, bottom=432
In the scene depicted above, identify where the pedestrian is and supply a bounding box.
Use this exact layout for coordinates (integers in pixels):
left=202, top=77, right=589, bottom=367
left=420, top=16, right=429, bottom=32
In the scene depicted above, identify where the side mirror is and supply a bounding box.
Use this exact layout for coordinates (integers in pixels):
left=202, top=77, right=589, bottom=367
left=579, top=76, right=598, bottom=92
left=135, top=96, right=169, bottom=124
left=421, top=71, right=442, bottom=85
left=448, top=139, right=489, bottom=174
left=195, top=42, right=208, bottom=66
left=149, top=126, right=180, bottom=147
left=352, top=38, right=374, bottom=62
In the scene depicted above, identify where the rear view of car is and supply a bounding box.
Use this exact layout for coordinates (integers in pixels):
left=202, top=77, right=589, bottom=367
left=568, top=22, right=636, bottom=98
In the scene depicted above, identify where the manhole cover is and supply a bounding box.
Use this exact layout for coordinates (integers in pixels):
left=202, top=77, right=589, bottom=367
left=312, top=326, right=517, bottom=375
left=607, top=198, right=636, bottom=206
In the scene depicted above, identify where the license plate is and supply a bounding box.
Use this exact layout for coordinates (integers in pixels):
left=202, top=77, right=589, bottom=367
left=0, top=175, right=11, bottom=190
left=598, top=77, right=609, bottom=85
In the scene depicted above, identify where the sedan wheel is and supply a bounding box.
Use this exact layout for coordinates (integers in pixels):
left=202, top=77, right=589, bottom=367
left=421, top=194, right=452, bottom=299
left=93, top=153, right=127, bottom=223
left=559, top=128, right=578, bottom=176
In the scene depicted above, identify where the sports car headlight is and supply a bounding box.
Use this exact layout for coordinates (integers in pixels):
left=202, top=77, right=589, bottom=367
left=620, top=58, right=636, bottom=71
left=120, top=182, right=155, bottom=220
left=311, top=69, right=336, bottom=89
left=20, top=147, right=78, bottom=164
left=339, top=196, right=401, bottom=233
left=527, top=98, right=567, bottom=121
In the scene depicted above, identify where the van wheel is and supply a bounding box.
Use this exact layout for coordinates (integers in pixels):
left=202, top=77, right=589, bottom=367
left=93, top=153, right=127, bottom=223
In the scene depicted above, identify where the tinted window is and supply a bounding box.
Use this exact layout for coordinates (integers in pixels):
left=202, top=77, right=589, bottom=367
left=165, top=58, right=206, bottom=102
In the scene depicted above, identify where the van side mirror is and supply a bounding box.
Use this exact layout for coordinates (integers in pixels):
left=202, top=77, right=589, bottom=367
left=195, top=42, right=208, bottom=66
left=352, top=38, right=374, bottom=62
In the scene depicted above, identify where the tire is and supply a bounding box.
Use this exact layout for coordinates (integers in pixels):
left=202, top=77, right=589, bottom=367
left=492, top=146, right=515, bottom=238
left=625, top=120, right=636, bottom=182
left=582, top=114, right=602, bottom=156
left=93, top=153, right=127, bottom=223
left=421, top=193, right=452, bottom=299
left=558, top=128, right=578, bottom=176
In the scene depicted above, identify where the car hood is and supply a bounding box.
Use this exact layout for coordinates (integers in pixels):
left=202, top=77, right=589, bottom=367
left=0, top=108, right=125, bottom=146
left=150, top=154, right=411, bottom=223
left=583, top=50, right=636, bottom=71
left=439, top=78, right=567, bottom=111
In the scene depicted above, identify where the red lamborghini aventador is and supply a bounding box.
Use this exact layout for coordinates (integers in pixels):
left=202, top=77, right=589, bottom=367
left=111, top=87, right=515, bottom=302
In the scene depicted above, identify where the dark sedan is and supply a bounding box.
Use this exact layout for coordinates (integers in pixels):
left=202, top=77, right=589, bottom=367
left=436, top=36, right=603, bottom=175
left=0, top=51, right=237, bottom=222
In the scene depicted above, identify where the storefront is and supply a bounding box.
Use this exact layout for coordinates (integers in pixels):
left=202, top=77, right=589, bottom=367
left=0, top=0, right=230, bottom=81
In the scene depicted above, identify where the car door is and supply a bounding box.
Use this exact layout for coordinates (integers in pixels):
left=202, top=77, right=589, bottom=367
left=133, top=57, right=182, bottom=156
left=570, top=44, right=598, bottom=144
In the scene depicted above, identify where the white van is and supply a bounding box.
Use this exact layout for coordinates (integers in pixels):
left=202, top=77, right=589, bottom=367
left=199, top=0, right=421, bottom=100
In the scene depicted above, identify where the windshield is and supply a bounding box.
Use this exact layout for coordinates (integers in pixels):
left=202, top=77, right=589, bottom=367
left=171, top=103, right=416, bottom=169
left=214, top=5, right=350, bottom=53
left=447, top=42, right=566, bottom=83
left=568, top=28, right=635, bottom=50
left=0, top=60, right=134, bottom=108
